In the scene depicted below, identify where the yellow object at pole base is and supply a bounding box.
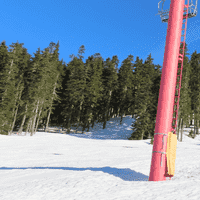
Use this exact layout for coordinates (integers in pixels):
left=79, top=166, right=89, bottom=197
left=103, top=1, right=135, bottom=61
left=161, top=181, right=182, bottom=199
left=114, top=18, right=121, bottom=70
left=166, top=132, right=177, bottom=176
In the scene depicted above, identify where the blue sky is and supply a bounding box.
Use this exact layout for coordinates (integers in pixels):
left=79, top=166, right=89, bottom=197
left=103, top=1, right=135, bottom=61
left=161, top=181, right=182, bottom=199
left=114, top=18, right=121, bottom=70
left=1, top=0, right=200, bottom=70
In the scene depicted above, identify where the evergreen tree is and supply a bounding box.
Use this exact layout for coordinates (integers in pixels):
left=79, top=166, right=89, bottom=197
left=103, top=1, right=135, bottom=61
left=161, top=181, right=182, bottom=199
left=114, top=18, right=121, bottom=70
left=50, top=61, right=71, bottom=131
left=176, top=43, right=192, bottom=141
left=144, top=55, right=162, bottom=141
left=128, top=55, right=155, bottom=140
left=128, top=57, right=146, bottom=140
left=21, top=47, right=50, bottom=135
left=42, top=41, right=65, bottom=133
left=188, top=50, right=200, bottom=138
left=0, top=41, right=12, bottom=134
left=79, top=55, right=104, bottom=132
left=17, top=48, right=42, bottom=135
left=69, top=54, right=76, bottom=61
left=89, top=55, right=105, bottom=127
left=0, top=42, right=31, bottom=135
left=148, top=63, right=162, bottom=144
left=63, top=56, right=86, bottom=131
left=116, top=54, right=135, bottom=124
left=11, top=44, right=32, bottom=134
left=99, top=56, right=119, bottom=129
left=77, top=45, right=86, bottom=60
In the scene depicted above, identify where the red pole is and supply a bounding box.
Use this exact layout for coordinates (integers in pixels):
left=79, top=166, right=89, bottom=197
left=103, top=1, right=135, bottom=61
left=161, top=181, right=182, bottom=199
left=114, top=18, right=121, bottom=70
left=149, top=0, right=185, bottom=181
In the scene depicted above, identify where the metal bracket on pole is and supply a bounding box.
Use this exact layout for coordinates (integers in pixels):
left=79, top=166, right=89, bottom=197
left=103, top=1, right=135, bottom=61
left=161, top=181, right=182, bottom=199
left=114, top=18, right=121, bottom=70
left=153, top=133, right=168, bottom=166
left=152, top=150, right=166, bottom=166
left=154, top=133, right=168, bottom=136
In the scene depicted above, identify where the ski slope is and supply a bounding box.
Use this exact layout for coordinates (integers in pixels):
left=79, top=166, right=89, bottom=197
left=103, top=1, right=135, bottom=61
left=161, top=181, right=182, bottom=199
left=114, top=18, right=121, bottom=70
left=1, top=115, right=200, bottom=200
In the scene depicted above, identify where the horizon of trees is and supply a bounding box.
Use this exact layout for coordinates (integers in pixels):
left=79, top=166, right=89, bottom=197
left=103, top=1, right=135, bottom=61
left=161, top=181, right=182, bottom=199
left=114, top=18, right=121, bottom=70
left=0, top=40, right=199, bottom=144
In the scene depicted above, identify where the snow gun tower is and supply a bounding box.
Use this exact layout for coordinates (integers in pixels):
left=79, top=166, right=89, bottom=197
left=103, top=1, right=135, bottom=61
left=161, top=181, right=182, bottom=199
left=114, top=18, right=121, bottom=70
left=149, top=0, right=198, bottom=182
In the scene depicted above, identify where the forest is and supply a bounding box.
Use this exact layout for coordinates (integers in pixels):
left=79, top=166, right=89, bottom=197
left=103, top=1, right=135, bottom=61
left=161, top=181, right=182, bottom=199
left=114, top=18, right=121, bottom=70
left=0, top=40, right=199, bottom=144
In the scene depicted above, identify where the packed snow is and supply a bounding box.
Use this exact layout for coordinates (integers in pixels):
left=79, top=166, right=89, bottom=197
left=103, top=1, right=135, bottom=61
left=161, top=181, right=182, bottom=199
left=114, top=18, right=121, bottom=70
left=1, top=115, right=200, bottom=200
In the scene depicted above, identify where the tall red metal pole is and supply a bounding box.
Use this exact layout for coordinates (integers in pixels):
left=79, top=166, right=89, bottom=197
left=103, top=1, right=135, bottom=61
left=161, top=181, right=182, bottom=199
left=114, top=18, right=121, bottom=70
left=149, top=0, right=185, bottom=181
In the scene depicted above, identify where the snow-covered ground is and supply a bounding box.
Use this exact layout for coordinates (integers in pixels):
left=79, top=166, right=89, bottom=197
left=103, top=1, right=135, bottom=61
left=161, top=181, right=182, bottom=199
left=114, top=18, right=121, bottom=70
left=1, top=115, right=200, bottom=200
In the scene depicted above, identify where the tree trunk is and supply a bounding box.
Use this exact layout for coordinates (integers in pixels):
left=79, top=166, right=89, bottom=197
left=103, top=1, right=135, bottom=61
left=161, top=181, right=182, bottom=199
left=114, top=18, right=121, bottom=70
left=196, top=119, right=198, bottom=134
left=190, top=113, right=193, bottom=126
left=79, top=95, right=84, bottom=118
left=106, top=91, right=112, bottom=122
left=34, top=104, right=43, bottom=133
left=25, top=117, right=32, bottom=135
left=18, top=104, right=28, bottom=135
left=194, top=118, right=196, bottom=137
left=44, top=76, right=59, bottom=131
left=45, top=107, right=52, bottom=132
left=141, top=131, right=143, bottom=140
left=31, top=100, right=40, bottom=135
left=180, top=118, right=183, bottom=142
left=25, top=106, right=36, bottom=135
left=9, top=105, right=19, bottom=135
left=111, top=108, right=114, bottom=118
left=8, top=87, right=23, bottom=135
left=176, top=118, right=180, bottom=141
left=7, top=106, right=16, bottom=135
left=28, top=120, right=33, bottom=136
left=194, top=119, right=197, bottom=138
left=148, top=132, right=151, bottom=139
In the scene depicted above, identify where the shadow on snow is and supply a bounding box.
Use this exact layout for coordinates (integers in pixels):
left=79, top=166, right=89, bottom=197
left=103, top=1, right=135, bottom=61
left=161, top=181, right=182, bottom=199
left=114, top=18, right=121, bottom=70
left=0, top=166, right=149, bottom=181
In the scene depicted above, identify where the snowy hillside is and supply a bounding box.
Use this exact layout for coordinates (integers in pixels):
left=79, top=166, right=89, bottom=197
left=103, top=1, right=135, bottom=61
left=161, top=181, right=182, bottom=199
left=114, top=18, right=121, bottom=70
left=1, top=115, right=200, bottom=200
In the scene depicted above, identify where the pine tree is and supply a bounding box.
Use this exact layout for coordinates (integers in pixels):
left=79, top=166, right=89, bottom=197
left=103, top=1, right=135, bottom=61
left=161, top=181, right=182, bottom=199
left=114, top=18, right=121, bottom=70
left=17, top=48, right=41, bottom=135
left=77, top=45, right=86, bottom=60
left=116, top=54, right=135, bottom=124
left=149, top=63, right=162, bottom=144
left=0, top=41, right=12, bottom=134
left=128, top=56, right=145, bottom=140
left=49, top=61, right=71, bottom=131
left=99, top=56, right=119, bottom=129
left=0, top=42, right=30, bottom=135
left=144, top=55, right=162, bottom=141
left=176, top=43, right=192, bottom=141
left=63, top=56, right=86, bottom=132
left=80, top=55, right=104, bottom=132
left=42, top=41, right=65, bottom=133
left=188, top=50, right=200, bottom=138
left=11, top=44, right=32, bottom=134
left=22, top=47, right=49, bottom=135
left=90, top=55, right=105, bottom=128
left=128, top=55, right=155, bottom=140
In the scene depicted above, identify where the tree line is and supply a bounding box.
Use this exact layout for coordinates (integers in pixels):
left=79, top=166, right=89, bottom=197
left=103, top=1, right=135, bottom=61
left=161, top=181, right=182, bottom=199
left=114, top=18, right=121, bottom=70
left=0, top=40, right=199, bottom=143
